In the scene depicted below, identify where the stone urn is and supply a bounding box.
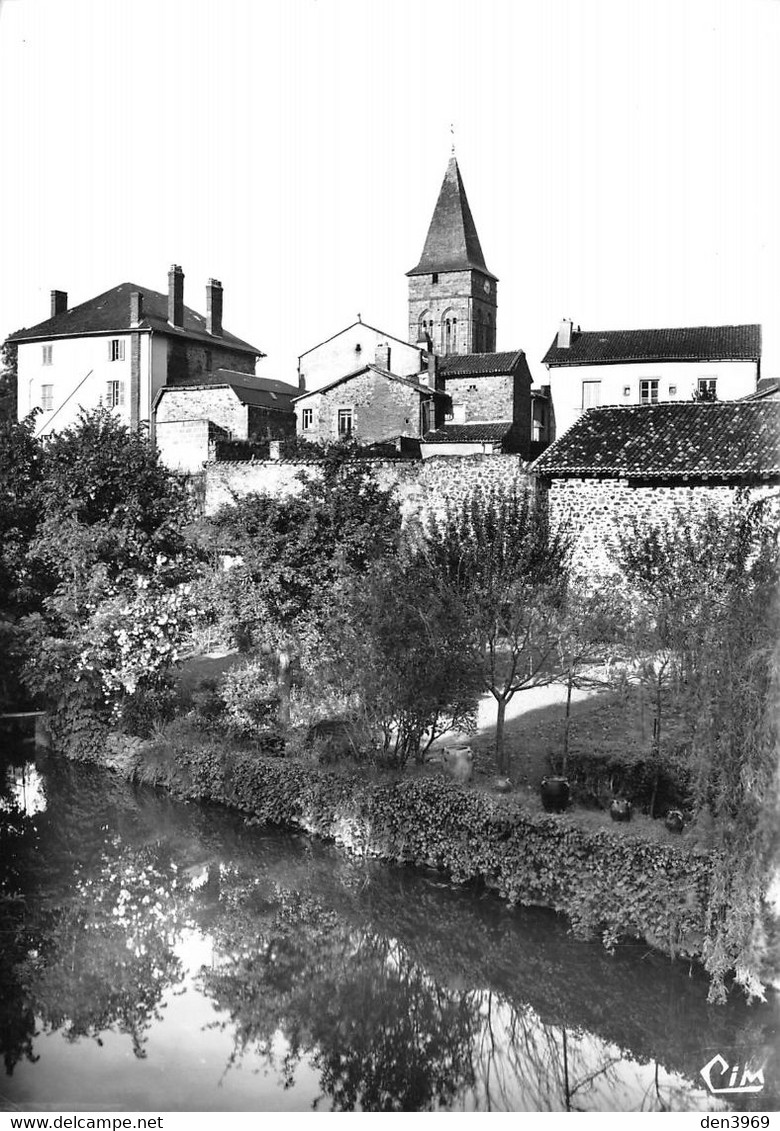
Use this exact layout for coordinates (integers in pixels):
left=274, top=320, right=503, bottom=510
left=610, top=798, right=632, bottom=822
left=665, top=809, right=684, bottom=834
left=540, top=776, right=570, bottom=813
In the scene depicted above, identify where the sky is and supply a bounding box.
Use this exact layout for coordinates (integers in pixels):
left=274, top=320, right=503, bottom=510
left=0, top=0, right=778, bottom=387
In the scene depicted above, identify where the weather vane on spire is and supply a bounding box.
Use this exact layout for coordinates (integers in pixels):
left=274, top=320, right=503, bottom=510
left=450, top=122, right=456, bottom=155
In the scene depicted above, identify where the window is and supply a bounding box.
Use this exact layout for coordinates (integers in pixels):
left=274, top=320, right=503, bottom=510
left=106, top=380, right=124, bottom=408
left=623, top=385, right=631, bottom=397
left=41, top=384, right=53, bottom=411
left=301, top=407, right=314, bottom=430
left=337, top=408, right=353, bottom=437
left=108, top=338, right=125, bottom=362
left=42, top=344, right=52, bottom=365
left=668, top=384, right=677, bottom=396
left=582, top=380, right=601, bottom=409
left=697, top=377, right=717, bottom=401
left=640, top=379, right=659, bottom=405
left=431, top=273, right=438, bottom=284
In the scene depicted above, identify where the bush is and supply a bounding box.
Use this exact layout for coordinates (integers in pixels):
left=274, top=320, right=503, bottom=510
left=563, top=743, right=693, bottom=814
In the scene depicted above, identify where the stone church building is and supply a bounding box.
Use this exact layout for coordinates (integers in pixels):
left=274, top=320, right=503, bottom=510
left=294, top=154, right=534, bottom=457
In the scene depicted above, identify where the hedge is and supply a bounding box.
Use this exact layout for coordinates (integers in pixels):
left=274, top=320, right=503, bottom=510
left=86, top=729, right=716, bottom=963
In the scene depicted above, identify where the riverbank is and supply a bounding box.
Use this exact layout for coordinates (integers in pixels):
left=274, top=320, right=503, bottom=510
left=60, top=721, right=718, bottom=969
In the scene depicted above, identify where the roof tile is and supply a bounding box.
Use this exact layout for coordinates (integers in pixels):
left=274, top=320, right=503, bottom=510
left=533, top=402, right=780, bottom=478
left=543, top=325, right=761, bottom=367
left=9, top=282, right=264, bottom=357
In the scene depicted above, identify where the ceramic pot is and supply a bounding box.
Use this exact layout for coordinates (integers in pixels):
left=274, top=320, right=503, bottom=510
left=610, top=798, right=632, bottom=822
left=540, top=776, right=570, bottom=813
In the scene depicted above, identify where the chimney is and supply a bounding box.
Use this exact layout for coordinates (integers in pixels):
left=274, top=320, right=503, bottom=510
left=206, top=278, right=223, bottom=337
left=50, top=290, right=68, bottom=317
left=428, top=352, right=438, bottom=385
left=168, top=265, right=184, bottom=327
left=557, top=318, right=573, bottom=349
left=130, top=291, right=144, bottom=324
left=374, top=342, right=391, bottom=370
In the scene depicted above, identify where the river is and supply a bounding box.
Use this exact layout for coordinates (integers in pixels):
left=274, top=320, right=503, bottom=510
left=1, top=747, right=777, bottom=1113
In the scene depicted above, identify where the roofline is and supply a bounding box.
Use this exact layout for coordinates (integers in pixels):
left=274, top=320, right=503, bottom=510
left=545, top=354, right=762, bottom=368
left=10, top=323, right=264, bottom=356
left=534, top=467, right=780, bottom=480
left=406, top=264, right=499, bottom=282
left=298, top=320, right=425, bottom=362
left=293, top=364, right=447, bottom=402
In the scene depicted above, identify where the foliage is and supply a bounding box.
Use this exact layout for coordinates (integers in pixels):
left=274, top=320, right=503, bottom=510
left=554, top=580, right=631, bottom=775
left=9, top=409, right=199, bottom=730
left=322, top=550, right=481, bottom=766
left=423, top=487, right=570, bottom=774
left=614, top=493, right=780, bottom=999
left=0, top=413, right=46, bottom=620
left=0, top=335, right=19, bottom=422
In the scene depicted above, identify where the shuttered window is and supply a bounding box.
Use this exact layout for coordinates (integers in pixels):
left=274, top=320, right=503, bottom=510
left=106, top=380, right=124, bottom=407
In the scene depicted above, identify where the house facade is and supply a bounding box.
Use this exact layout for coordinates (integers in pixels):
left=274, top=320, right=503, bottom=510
left=295, top=345, right=446, bottom=447
left=12, top=266, right=263, bottom=438
left=543, top=321, right=762, bottom=438
left=298, top=321, right=427, bottom=393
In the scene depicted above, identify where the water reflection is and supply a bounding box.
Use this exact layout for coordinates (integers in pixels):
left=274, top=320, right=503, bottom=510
left=1, top=754, right=777, bottom=1112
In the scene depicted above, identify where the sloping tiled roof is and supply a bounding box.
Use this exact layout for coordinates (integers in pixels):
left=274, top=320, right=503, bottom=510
left=533, top=402, right=780, bottom=479
left=439, top=351, right=525, bottom=377
left=407, top=156, right=497, bottom=280
left=423, top=422, right=514, bottom=444
left=156, top=381, right=293, bottom=412
left=210, top=369, right=298, bottom=400
left=9, top=283, right=264, bottom=356
left=542, top=324, right=761, bottom=367
left=294, top=364, right=445, bottom=402
left=740, top=379, right=780, bottom=402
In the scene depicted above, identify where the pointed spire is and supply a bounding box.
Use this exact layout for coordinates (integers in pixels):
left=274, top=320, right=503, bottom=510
left=407, top=155, right=496, bottom=279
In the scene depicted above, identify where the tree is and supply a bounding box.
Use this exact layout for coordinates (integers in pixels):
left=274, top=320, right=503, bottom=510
left=614, top=493, right=780, bottom=998
left=17, top=409, right=197, bottom=729
left=194, top=446, right=402, bottom=725
left=325, top=550, right=482, bottom=766
left=554, top=581, right=629, bottom=776
left=423, top=487, right=570, bottom=775
left=0, top=335, right=19, bottom=422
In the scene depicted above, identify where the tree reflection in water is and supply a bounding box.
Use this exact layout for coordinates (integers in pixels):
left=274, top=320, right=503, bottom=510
left=1, top=757, right=777, bottom=1112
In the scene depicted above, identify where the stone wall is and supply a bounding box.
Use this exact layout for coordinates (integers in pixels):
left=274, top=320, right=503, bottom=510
left=547, top=476, right=780, bottom=577
left=157, top=418, right=229, bottom=474
left=299, top=368, right=426, bottom=445
left=204, top=453, right=533, bottom=520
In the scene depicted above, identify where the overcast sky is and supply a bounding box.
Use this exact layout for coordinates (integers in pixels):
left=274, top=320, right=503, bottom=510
left=1, top=0, right=778, bottom=386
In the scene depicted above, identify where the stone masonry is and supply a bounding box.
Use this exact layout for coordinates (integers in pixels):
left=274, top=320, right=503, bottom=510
left=548, top=477, right=780, bottom=577
left=204, top=453, right=533, bottom=522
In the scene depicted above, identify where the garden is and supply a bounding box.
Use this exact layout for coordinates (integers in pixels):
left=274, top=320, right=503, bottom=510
left=0, top=407, right=778, bottom=1002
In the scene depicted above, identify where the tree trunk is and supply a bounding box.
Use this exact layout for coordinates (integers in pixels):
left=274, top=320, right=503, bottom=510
left=561, top=667, right=574, bottom=776
left=495, top=696, right=509, bottom=775
left=277, top=648, right=291, bottom=729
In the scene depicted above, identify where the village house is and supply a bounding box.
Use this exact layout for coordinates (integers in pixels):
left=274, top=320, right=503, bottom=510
left=533, top=399, right=780, bottom=575
left=542, top=321, right=762, bottom=439
left=154, top=370, right=298, bottom=472
left=11, top=266, right=264, bottom=437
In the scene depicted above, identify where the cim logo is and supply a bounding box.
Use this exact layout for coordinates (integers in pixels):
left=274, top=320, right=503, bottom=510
left=700, top=1054, right=766, bottom=1095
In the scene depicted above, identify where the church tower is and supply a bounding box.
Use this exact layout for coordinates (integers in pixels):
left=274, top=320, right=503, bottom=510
left=407, top=155, right=498, bottom=355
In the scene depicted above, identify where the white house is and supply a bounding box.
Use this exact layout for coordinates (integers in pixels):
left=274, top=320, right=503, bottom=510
left=542, top=321, right=762, bottom=439
left=297, top=319, right=428, bottom=393
left=12, top=266, right=264, bottom=438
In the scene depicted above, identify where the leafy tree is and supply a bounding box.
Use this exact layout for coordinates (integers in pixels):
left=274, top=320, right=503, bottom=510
left=16, top=409, right=196, bottom=729
left=325, top=550, right=482, bottom=766
left=614, top=494, right=780, bottom=998
left=0, top=335, right=19, bottom=422
left=554, top=582, right=629, bottom=775
left=423, top=487, right=570, bottom=775
left=194, top=446, right=402, bottom=725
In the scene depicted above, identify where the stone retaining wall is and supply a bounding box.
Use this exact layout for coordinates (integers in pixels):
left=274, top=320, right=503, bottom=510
left=204, top=453, right=534, bottom=522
